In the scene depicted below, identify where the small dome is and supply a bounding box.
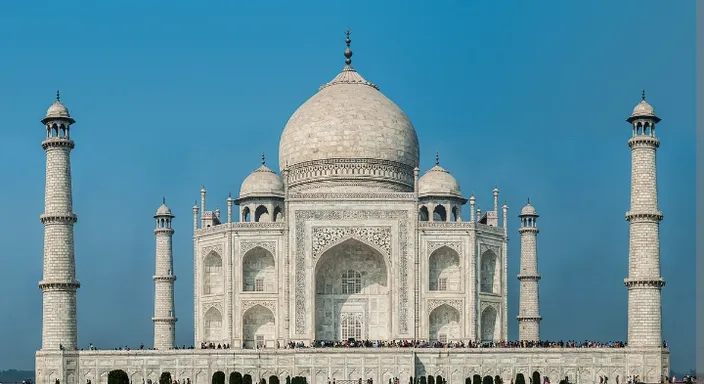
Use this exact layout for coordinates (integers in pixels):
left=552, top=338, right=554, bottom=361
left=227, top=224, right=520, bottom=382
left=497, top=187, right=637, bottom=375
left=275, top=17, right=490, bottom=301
left=239, top=164, right=284, bottom=199
left=42, top=92, right=75, bottom=124
left=418, top=165, right=462, bottom=198
left=631, top=100, right=655, bottom=118
left=46, top=101, right=71, bottom=119
left=520, top=202, right=538, bottom=216
left=155, top=202, right=173, bottom=217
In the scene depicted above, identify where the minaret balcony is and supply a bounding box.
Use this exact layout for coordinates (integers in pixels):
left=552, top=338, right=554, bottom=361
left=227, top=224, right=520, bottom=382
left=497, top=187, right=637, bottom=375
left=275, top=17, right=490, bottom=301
left=41, top=137, right=75, bottom=150
left=516, top=315, right=542, bottom=322
left=152, top=316, right=178, bottom=323
left=517, top=226, right=539, bottom=234
left=38, top=280, right=81, bottom=290
left=40, top=213, right=77, bottom=224
left=628, top=135, right=660, bottom=148
left=625, top=211, right=663, bottom=222
left=517, top=273, right=541, bottom=281
left=624, top=277, right=665, bottom=289
left=153, top=275, right=177, bottom=282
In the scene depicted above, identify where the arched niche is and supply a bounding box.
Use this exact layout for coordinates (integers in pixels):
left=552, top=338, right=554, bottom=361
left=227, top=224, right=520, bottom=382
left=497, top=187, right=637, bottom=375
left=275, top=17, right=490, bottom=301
left=480, top=305, right=498, bottom=342
left=203, top=307, right=222, bottom=343
left=314, top=238, right=390, bottom=341
left=203, top=251, right=223, bottom=295
left=429, top=246, right=460, bottom=291
left=242, top=247, right=275, bottom=292
left=428, top=304, right=461, bottom=342
left=480, top=250, right=499, bottom=294
left=242, top=304, right=275, bottom=349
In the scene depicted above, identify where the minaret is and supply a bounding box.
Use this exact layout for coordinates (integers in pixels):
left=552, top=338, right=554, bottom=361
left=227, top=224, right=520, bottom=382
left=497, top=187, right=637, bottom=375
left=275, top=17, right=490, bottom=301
left=517, top=199, right=541, bottom=341
left=624, top=91, right=665, bottom=347
left=39, top=91, right=80, bottom=350
left=153, top=198, right=177, bottom=349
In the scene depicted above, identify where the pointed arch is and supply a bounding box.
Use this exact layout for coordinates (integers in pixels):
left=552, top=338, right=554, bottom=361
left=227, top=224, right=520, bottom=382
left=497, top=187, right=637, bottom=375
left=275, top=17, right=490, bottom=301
left=255, top=205, right=269, bottom=222
left=428, top=304, right=461, bottom=342
left=451, top=206, right=461, bottom=222
left=419, top=206, right=429, bottom=221
left=429, top=246, right=460, bottom=291
left=242, top=207, right=251, bottom=222
left=242, top=246, right=275, bottom=292
left=108, top=370, right=129, bottom=384
left=212, top=372, right=225, bottom=384
left=273, top=206, right=283, bottom=222
left=314, top=235, right=391, bottom=269
left=433, top=205, right=447, bottom=221
left=203, top=251, right=223, bottom=295
left=203, top=306, right=222, bottom=342
left=242, top=304, right=275, bottom=349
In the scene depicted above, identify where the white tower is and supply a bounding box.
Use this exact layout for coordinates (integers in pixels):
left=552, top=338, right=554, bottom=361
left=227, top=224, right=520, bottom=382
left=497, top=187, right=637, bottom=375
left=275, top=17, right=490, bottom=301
left=39, top=91, right=80, bottom=350
left=153, top=198, right=177, bottom=349
left=625, top=91, right=665, bottom=347
left=517, top=199, right=541, bottom=341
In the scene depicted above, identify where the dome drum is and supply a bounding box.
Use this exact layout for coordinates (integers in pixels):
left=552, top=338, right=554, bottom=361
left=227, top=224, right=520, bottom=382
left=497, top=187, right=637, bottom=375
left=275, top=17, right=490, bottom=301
left=285, top=158, right=415, bottom=192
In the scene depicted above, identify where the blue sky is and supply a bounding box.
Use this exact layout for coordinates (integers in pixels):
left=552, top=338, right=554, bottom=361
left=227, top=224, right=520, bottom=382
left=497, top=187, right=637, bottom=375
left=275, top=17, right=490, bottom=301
left=0, top=0, right=694, bottom=373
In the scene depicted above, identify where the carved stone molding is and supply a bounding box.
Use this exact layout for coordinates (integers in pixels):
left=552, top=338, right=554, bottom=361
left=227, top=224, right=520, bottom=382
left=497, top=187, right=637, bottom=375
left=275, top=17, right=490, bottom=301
left=312, top=226, right=391, bottom=263
left=240, top=240, right=277, bottom=256
left=196, top=222, right=286, bottom=236
left=200, top=244, right=224, bottom=259
left=240, top=300, right=277, bottom=315
left=427, top=299, right=463, bottom=313
left=427, top=240, right=463, bottom=255
left=480, top=300, right=500, bottom=314
left=295, top=209, right=410, bottom=335
left=479, top=242, right=501, bottom=257
left=202, top=301, right=223, bottom=315
left=289, top=191, right=416, bottom=199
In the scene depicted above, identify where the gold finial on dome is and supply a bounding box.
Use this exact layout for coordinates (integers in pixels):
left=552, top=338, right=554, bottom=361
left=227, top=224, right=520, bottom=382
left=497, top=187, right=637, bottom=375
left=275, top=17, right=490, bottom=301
left=261, top=152, right=266, bottom=165
left=435, top=152, right=440, bottom=166
left=344, top=27, right=353, bottom=66
left=56, top=89, right=61, bottom=102
left=642, top=89, right=646, bottom=101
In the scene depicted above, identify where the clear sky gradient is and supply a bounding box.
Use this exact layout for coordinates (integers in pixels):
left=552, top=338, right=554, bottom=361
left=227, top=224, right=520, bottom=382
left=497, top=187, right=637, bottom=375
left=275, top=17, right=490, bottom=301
left=0, top=0, right=694, bottom=373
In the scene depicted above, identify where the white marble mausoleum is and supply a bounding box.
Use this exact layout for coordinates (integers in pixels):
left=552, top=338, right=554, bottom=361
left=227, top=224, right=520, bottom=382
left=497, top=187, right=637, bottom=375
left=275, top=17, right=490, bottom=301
left=35, top=32, right=670, bottom=384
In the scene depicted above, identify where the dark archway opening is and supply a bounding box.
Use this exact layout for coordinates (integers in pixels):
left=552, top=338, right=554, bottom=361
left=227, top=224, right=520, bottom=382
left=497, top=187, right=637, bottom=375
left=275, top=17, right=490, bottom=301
left=108, top=371, right=129, bottom=384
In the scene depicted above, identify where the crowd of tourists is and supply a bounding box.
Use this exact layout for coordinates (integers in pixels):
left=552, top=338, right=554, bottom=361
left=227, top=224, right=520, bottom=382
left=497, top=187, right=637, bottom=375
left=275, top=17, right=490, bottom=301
left=77, top=339, right=669, bottom=351
left=281, top=339, right=629, bottom=349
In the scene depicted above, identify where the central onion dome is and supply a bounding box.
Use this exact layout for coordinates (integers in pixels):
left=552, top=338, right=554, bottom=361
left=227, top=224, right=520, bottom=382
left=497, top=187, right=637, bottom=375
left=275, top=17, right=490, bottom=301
left=279, top=30, right=420, bottom=193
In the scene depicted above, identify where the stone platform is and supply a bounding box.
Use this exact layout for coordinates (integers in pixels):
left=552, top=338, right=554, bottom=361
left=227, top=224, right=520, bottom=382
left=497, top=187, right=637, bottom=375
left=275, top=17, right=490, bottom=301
left=36, top=347, right=669, bottom=384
